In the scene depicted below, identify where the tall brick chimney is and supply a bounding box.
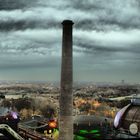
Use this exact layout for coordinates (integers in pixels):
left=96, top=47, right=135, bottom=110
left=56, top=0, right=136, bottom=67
left=59, top=20, right=74, bottom=140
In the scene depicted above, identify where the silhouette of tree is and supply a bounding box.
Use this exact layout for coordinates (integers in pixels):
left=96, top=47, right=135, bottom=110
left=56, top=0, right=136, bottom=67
left=14, top=98, right=32, bottom=111
left=40, top=105, right=55, bottom=119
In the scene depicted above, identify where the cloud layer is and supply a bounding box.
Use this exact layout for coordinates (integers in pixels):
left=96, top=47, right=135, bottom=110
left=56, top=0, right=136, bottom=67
left=0, top=0, right=140, bottom=82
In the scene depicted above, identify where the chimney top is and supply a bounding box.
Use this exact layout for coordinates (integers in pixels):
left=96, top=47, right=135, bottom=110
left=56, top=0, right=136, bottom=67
left=62, top=20, right=74, bottom=25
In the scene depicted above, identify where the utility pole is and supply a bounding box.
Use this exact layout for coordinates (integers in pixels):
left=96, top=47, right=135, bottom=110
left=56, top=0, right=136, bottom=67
left=59, top=20, right=74, bottom=140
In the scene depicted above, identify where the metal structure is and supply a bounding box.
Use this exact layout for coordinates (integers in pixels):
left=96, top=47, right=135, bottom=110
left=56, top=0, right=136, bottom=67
left=18, top=127, right=52, bottom=140
left=74, top=115, right=114, bottom=139
left=18, top=117, right=57, bottom=140
left=0, top=124, right=24, bottom=140
left=114, top=97, right=140, bottom=138
left=0, top=110, right=53, bottom=140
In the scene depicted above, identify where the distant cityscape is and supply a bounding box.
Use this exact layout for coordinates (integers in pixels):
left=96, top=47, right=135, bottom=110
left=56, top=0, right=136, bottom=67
left=0, top=82, right=140, bottom=139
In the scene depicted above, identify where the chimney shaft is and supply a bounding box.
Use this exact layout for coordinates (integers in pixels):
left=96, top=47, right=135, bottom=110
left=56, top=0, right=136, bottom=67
left=59, top=20, right=74, bottom=140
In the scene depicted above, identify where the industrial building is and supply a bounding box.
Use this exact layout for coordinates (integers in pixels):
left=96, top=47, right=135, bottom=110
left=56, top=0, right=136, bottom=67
left=114, top=97, right=140, bottom=138
left=74, top=115, right=114, bottom=139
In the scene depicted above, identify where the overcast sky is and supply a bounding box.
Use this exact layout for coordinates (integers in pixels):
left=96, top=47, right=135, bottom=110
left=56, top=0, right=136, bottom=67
left=0, top=0, right=140, bottom=83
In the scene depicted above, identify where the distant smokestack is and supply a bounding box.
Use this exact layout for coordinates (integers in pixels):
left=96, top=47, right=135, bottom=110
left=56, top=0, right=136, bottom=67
left=59, top=20, right=74, bottom=140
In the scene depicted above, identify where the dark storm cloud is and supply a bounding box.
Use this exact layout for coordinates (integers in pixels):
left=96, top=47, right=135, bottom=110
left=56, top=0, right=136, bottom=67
left=0, top=8, right=91, bottom=31
left=0, top=0, right=36, bottom=10
left=73, top=0, right=140, bottom=30
left=0, top=20, right=60, bottom=31
left=74, top=29, right=140, bottom=54
left=0, top=0, right=140, bottom=82
left=0, top=0, right=140, bottom=32
left=75, top=19, right=140, bottom=31
left=0, top=56, right=60, bottom=69
left=0, top=20, right=28, bottom=31
left=74, top=37, right=140, bottom=54
left=0, top=29, right=61, bottom=56
left=0, top=0, right=24, bottom=10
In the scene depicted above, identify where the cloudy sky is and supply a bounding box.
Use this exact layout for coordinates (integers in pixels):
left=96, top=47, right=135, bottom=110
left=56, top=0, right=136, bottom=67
left=0, top=0, right=140, bottom=83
